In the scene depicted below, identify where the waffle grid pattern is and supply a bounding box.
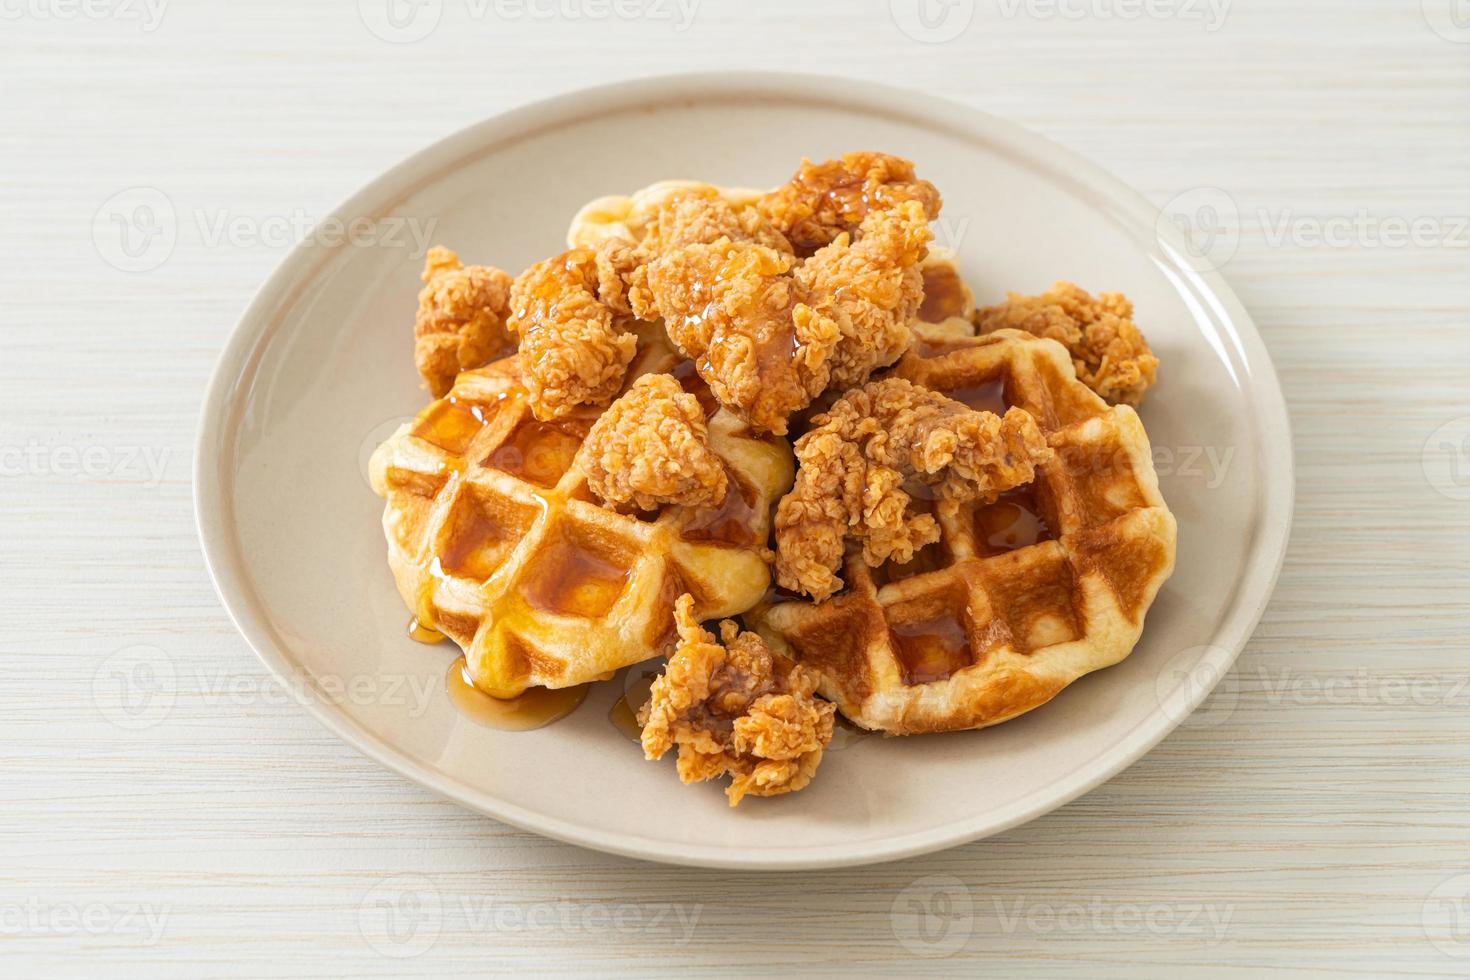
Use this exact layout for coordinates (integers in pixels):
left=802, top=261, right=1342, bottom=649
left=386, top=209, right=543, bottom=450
left=754, top=329, right=1176, bottom=734
left=371, top=329, right=793, bottom=697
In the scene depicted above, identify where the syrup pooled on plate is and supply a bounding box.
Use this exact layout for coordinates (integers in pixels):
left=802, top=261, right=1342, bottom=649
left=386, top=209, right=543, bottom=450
left=446, top=656, right=588, bottom=731
left=608, top=665, right=661, bottom=743
left=407, top=617, right=445, bottom=644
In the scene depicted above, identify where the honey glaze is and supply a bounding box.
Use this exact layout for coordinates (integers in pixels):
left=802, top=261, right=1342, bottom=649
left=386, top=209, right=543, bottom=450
left=521, top=525, right=631, bottom=618
left=411, top=396, right=496, bottom=455
left=680, top=472, right=758, bottom=547
left=974, top=486, right=1054, bottom=556
left=445, top=656, right=588, bottom=731
left=890, top=612, right=974, bottom=685
left=947, top=376, right=1009, bottom=417
left=407, top=617, right=446, bottom=644
left=486, top=418, right=582, bottom=489
left=608, top=666, right=661, bottom=743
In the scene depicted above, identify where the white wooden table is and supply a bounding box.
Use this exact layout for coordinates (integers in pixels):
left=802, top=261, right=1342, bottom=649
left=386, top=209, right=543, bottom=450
left=4, top=1, right=1468, bottom=975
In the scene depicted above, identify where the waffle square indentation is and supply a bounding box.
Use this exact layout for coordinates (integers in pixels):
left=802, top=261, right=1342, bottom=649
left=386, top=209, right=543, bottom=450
left=519, top=520, right=633, bottom=618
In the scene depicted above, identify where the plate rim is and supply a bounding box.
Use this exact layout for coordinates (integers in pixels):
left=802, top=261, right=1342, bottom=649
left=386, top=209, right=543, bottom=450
left=193, top=70, right=1295, bottom=871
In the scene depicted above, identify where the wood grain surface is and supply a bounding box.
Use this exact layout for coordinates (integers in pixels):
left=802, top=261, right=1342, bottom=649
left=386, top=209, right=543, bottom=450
left=2, top=0, right=1468, bottom=975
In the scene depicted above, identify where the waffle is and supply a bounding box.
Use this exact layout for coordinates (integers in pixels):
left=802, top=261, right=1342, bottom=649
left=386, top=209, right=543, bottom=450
left=566, top=180, right=766, bottom=250
left=915, top=246, right=976, bottom=332
left=752, top=328, right=1176, bottom=734
left=369, top=324, right=794, bottom=697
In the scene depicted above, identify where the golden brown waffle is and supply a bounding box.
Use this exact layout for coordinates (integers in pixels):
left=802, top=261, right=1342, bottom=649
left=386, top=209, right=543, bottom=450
left=916, top=246, right=976, bottom=330
left=566, top=180, right=766, bottom=250
left=370, top=324, right=794, bottom=697
left=752, top=328, right=1176, bottom=734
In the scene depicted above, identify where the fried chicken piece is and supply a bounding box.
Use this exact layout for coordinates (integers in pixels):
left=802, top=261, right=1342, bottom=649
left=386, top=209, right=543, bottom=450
left=643, top=238, right=837, bottom=435
left=414, top=246, right=515, bottom=397
left=758, top=151, right=943, bottom=253
left=975, top=282, right=1158, bottom=406
left=641, top=185, right=793, bottom=257
left=508, top=248, right=638, bottom=421
left=795, top=200, right=932, bottom=390
left=636, top=195, right=932, bottom=434
left=576, top=374, right=728, bottom=512
left=639, top=593, right=835, bottom=807
left=598, top=187, right=793, bottom=323
left=775, top=378, right=1054, bottom=601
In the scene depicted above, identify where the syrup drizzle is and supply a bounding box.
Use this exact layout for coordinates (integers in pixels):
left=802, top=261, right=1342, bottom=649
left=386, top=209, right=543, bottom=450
left=974, top=487, right=1053, bottom=557
left=521, top=524, right=631, bottom=618
left=411, top=396, right=492, bottom=455
left=445, top=656, right=589, bottom=731
left=407, top=618, right=445, bottom=644
left=890, top=613, right=974, bottom=685
left=486, top=418, right=581, bottom=488
left=680, top=472, right=758, bottom=548
left=918, top=263, right=968, bottom=323
left=947, top=377, right=1008, bottom=417
left=608, top=666, right=660, bottom=743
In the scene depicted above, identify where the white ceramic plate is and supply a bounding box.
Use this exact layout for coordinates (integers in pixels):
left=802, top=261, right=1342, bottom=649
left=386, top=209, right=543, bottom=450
left=195, top=72, right=1292, bottom=870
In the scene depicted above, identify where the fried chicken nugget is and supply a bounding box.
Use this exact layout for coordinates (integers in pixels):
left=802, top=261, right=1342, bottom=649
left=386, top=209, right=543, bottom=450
left=643, top=238, right=837, bottom=436
left=576, top=374, right=727, bottom=512
left=758, top=151, right=942, bottom=253
left=413, top=246, right=515, bottom=397
left=796, top=200, right=933, bottom=390
left=508, top=248, right=638, bottom=421
left=975, top=282, right=1158, bottom=406
left=639, top=594, right=835, bottom=807
left=775, top=378, right=1054, bottom=601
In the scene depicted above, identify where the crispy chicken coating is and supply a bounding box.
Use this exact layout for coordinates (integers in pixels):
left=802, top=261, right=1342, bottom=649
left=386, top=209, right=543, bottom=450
left=975, top=282, right=1158, bottom=406
left=635, top=194, right=933, bottom=435
left=508, top=248, right=638, bottom=421
left=576, top=374, right=728, bottom=512
left=775, top=378, right=1055, bottom=601
left=758, top=151, right=942, bottom=253
left=795, top=200, right=931, bottom=390
left=639, top=594, right=836, bottom=807
left=642, top=237, right=837, bottom=436
left=595, top=187, right=793, bottom=322
left=640, top=185, right=794, bottom=257
left=413, top=246, right=515, bottom=397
